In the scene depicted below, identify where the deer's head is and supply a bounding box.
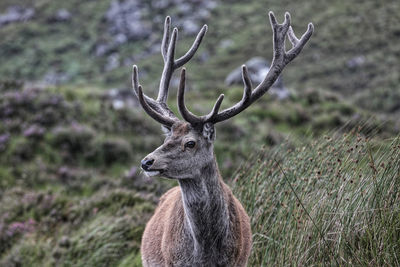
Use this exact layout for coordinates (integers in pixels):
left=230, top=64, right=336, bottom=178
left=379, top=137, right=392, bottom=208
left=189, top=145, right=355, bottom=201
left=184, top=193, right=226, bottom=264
left=140, top=121, right=216, bottom=179
left=134, top=14, right=313, bottom=179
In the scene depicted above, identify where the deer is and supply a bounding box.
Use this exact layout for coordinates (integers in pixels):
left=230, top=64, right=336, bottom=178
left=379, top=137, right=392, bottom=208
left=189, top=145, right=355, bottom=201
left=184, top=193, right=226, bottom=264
left=133, top=11, right=313, bottom=267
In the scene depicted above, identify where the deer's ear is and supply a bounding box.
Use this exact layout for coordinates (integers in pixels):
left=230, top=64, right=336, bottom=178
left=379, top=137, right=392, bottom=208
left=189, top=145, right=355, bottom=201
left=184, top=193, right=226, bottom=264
left=161, top=125, right=171, bottom=135
left=202, top=123, right=216, bottom=143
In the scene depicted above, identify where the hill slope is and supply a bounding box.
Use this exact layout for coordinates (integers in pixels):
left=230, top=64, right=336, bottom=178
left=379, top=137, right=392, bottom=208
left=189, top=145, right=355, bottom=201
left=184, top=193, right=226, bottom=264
left=0, top=0, right=399, bottom=114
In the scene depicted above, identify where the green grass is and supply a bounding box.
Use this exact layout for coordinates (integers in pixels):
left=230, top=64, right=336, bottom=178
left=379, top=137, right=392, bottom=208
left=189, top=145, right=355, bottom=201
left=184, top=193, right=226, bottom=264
left=233, top=131, right=400, bottom=265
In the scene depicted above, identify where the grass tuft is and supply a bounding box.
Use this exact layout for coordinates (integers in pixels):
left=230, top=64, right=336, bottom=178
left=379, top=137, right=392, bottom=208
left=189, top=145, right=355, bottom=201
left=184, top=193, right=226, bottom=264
left=233, top=132, right=400, bottom=265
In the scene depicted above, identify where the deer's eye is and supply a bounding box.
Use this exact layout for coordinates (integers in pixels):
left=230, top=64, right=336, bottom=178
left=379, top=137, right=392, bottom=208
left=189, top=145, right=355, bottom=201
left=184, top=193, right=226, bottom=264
left=185, top=141, right=196, bottom=148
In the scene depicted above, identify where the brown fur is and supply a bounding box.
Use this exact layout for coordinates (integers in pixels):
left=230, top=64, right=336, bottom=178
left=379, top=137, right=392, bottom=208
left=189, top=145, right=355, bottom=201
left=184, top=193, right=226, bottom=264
left=141, top=182, right=252, bottom=266
left=172, top=123, right=189, bottom=137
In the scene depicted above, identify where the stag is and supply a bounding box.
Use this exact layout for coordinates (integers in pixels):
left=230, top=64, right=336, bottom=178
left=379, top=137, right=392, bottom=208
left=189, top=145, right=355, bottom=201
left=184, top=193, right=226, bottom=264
left=134, top=12, right=313, bottom=267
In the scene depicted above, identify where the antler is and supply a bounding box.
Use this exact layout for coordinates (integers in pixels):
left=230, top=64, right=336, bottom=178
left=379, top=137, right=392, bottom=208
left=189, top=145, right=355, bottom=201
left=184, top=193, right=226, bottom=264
left=178, top=12, right=314, bottom=126
left=133, top=16, right=208, bottom=127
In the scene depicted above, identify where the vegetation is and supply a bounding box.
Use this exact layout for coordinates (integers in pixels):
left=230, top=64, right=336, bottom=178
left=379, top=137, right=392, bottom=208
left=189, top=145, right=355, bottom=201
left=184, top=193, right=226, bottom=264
left=234, top=131, right=400, bottom=265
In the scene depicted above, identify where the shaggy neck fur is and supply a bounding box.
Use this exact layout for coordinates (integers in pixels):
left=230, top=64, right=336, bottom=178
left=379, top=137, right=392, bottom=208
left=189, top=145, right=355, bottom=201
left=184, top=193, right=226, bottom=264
left=178, top=155, right=231, bottom=265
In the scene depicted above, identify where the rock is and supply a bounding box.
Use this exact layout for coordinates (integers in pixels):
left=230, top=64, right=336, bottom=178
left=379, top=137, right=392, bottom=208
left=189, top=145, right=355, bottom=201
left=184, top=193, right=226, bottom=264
left=105, top=0, right=151, bottom=41
left=203, top=0, right=218, bottom=10
left=112, top=99, right=125, bottom=110
left=0, top=6, right=35, bottom=27
left=98, top=0, right=218, bottom=61
left=53, top=9, right=71, bottom=22
left=153, top=0, right=170, bottom=9
left=178, top=3, right=192, bottom=14
left=105, top=88, right=139, bottom=110
left=196, top=9, right=211, bottom=20
left=182, top=19, right=200, bottom=35
left=219, top=39, right=234, bottom=49
left=224, top=57, right=289, bottom=99
left=105, top=53, right=120, bottom=72
left=94, top=43, right=114, bottom=57
left=98, top=0, right=219, bottom=62
left=172, top=0, right=216, bottom=35
left=114, top=33, right=128, bottom=45
left=23, top=124, right=45, bottom=139
left=0, top=133, right=10, bottom=151
left=97, top=0, right=153, bottom=58
left=42, top=71, right=70, bottom=85
left=347, top=55, right=365, bottom=69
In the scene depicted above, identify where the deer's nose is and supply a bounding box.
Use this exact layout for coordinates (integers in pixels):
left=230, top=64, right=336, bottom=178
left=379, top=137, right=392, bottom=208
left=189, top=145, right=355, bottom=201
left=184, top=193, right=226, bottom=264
left=141, top=158, right=154, bottom=171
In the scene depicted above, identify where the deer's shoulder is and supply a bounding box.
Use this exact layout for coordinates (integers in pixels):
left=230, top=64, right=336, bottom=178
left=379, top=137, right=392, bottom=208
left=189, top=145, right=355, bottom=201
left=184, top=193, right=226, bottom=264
left=158, top=186, right=181, bottom=205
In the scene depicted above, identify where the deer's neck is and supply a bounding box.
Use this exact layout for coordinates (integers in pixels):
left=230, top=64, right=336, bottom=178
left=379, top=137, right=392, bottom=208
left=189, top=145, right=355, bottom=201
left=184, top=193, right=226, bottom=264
left=178, top=156, right=231, bottom=262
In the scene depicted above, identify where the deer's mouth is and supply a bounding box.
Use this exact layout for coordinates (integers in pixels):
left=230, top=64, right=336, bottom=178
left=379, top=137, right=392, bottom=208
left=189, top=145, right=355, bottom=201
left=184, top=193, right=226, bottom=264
left=144, top=169, right=164, bottom=177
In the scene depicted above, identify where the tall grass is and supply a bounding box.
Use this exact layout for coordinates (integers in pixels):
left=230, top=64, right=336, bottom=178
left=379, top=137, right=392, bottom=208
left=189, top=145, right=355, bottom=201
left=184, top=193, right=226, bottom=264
left=233, top=131, right=400, bottom=266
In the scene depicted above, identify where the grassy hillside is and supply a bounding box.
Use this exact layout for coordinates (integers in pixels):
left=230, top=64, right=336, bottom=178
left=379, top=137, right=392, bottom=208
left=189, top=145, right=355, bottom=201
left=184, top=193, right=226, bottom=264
left=0, top=0, right=399, bottom=113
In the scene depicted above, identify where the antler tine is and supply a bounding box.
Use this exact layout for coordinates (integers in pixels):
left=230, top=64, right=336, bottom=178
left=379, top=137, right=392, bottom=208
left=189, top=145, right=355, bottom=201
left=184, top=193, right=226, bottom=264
left=175, top=25, right=208, bottom=68
left=177, top=68, right=201, bottom=125
left=241, top=65, right=252, bottom=103
left=203, top=11, right=313, bottom=124
left=269, top=11, right=290, bottom=63
left=178, top=68, right=226, bottom=125
left=286, top=23, right=314, bottom=62
left=204, top=65, right=252, bottom=124
left=133, top=16, right=209, bottom=127
left=137, top=85, right=176, bottom=127
left=287, top=26, right=299, bottom=46
left=166, top=28, right=178, bottom=64
left=204, top=94, right=224, bottom=121
left=158, top=24, right=207, bottom=103
left=161, top=16, right=171, bottom=61
left=132, top=65, right=157, bottom=106
left=157, top=27, right=178, bottom=103
left=132, top=65, right=139, bottom=95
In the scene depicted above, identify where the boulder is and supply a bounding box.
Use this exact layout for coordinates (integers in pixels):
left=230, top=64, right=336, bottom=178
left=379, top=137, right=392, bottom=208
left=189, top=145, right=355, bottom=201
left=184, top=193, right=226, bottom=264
left=0, top=6, right=34, bottom=27
left=105, top=0, right=151, bottom=41
left=224, top=57, right=289, bottom=99
left=52, top=9, right=71, bottom=22
left=105, top=88, right=139, bottom=110
left=346, top=55, right=365, bottom=69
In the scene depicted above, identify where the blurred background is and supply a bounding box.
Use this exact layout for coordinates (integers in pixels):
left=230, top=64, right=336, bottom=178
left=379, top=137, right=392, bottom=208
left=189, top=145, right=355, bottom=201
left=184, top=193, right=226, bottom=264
left=0, top=0, right=399, bottom=266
